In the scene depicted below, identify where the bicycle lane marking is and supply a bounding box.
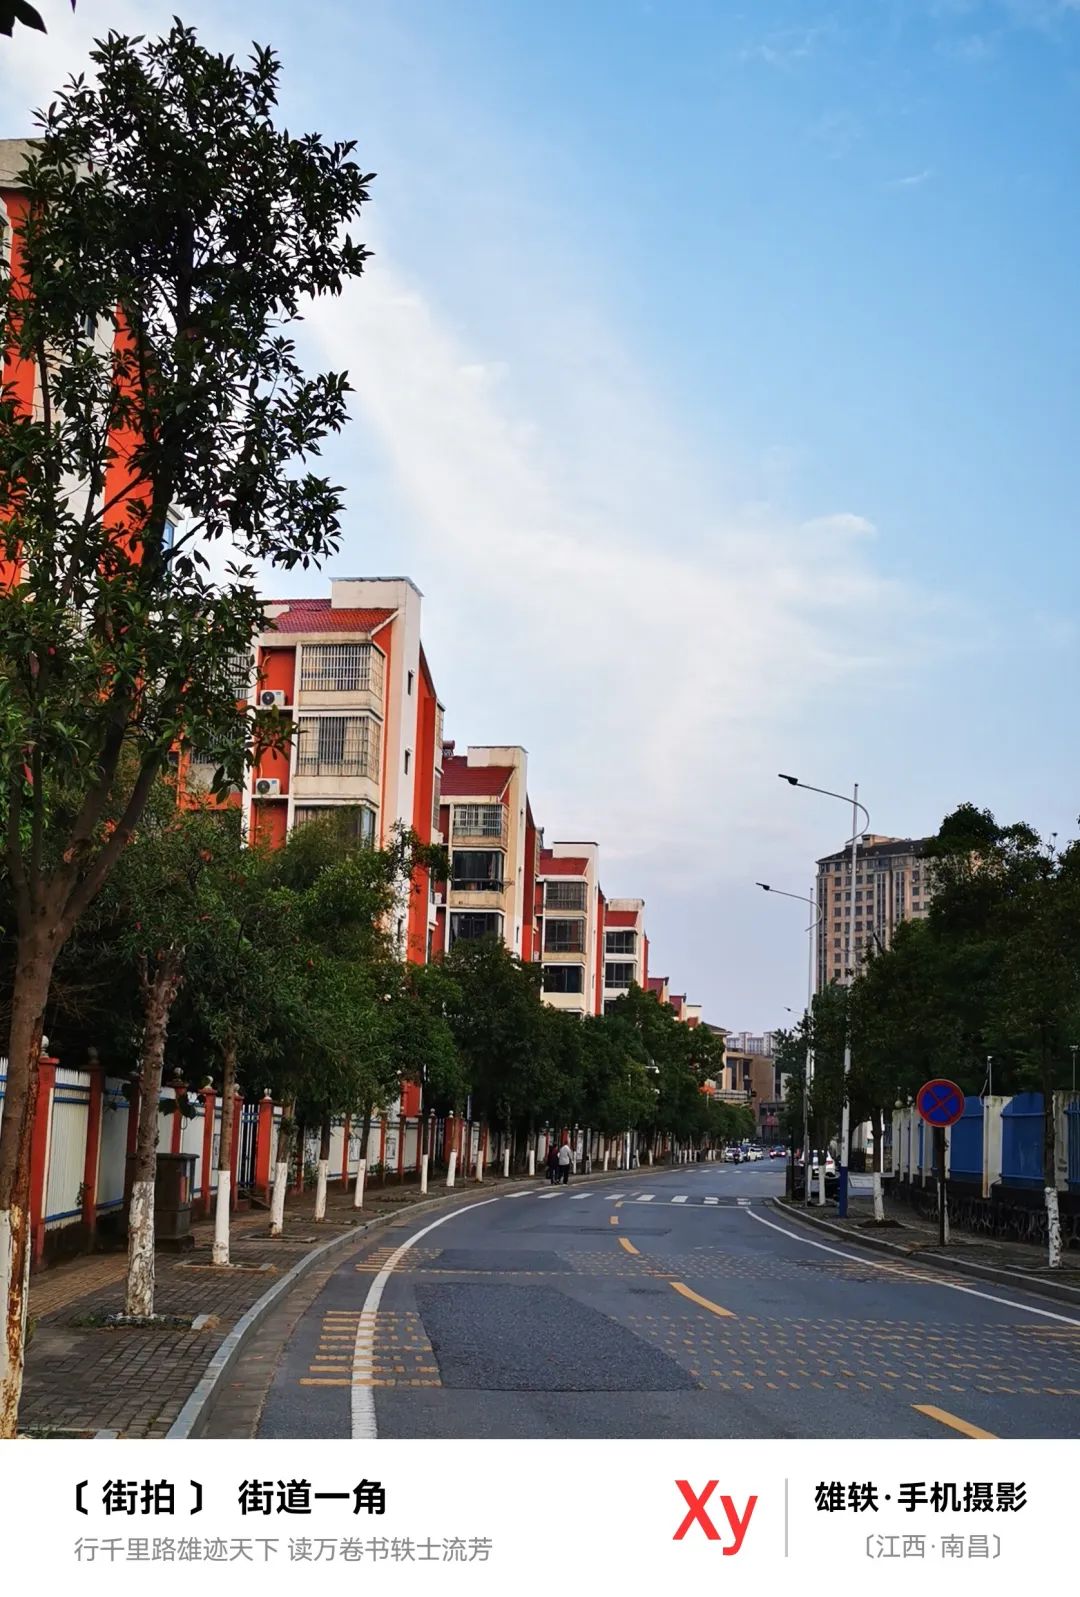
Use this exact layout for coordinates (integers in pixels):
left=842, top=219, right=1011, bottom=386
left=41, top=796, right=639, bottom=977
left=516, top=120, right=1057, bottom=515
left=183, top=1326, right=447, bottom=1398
left=746, top=1208, right=1080, bottom=1325
left=351, top=1197, right=501, bottom=1440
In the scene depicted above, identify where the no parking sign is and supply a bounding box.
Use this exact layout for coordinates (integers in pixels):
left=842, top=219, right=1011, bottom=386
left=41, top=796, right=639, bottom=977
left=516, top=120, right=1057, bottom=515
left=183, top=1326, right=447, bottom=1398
left=916, top=1078, right=965, bottom=1128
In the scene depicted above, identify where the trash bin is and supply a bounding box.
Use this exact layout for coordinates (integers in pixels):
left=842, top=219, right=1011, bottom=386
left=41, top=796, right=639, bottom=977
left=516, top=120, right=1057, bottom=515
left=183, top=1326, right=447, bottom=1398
left=154, top=1152, right=197, bottom=1249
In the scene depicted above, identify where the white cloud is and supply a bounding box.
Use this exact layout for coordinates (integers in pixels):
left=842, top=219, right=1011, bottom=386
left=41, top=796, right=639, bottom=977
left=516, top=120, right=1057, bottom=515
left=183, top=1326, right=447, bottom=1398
left=304, top=254, right=951, bottom=895
left=886, top=169, right=935, bottom=188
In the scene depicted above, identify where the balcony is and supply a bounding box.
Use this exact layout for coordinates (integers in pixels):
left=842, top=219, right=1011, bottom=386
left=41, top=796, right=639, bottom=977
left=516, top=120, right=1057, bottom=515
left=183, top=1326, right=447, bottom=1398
left=451, top=806, right=509, bottom=847
left=544, top=881, right=587, bottom=912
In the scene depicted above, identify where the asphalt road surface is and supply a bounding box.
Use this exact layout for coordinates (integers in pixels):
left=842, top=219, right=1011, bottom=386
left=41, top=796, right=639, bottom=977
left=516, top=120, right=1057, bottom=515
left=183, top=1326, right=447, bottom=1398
left=255, top=1159, right=1080, bottom=1440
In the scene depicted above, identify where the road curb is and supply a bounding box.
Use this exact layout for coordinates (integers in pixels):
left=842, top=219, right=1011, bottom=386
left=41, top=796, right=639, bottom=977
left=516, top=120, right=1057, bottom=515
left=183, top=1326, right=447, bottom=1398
left=767, top=1199, right=1080, bottom=1309
left=167, top=1163, right=663, bottom=1439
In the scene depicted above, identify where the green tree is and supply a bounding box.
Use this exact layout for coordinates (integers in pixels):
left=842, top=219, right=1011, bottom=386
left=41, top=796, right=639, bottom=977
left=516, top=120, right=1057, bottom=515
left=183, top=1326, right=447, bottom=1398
left=0, top=23, right=371, bottom=1433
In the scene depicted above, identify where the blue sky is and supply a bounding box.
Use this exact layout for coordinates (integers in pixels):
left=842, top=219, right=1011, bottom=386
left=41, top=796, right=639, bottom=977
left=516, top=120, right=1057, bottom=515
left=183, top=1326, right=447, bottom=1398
left=4, top=1, right=1079, bottom=1025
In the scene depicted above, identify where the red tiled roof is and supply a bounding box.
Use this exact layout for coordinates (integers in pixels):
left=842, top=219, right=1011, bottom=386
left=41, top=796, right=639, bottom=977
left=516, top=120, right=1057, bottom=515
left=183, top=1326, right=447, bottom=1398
left=440, top=756, right=513, bottom=798
left=538, top=852, right=588, bottom=876
left=266, top=600, right=395, bottom=634
left=604, top=909, right=638, bottom=928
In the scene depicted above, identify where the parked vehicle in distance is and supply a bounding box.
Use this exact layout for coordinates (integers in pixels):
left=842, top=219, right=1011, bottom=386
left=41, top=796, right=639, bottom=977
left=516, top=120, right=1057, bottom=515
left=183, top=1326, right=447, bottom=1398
left=769, top=1146, right=783, bottom=1159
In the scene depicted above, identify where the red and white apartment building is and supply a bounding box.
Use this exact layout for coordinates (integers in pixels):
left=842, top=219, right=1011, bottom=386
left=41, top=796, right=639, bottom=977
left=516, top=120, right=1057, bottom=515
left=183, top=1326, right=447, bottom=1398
left=602, top=897, right=648, bottom=1015
left=433, top=744, right=540, bottom=961
left=536, top=843, right=605, bottom=1016
left=231, top=576, right=445, bottom=1121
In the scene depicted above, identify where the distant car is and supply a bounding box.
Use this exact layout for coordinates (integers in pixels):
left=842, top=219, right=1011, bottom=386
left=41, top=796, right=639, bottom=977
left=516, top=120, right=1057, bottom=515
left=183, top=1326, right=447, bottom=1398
left=769, top=1147, right=783, bottom=1159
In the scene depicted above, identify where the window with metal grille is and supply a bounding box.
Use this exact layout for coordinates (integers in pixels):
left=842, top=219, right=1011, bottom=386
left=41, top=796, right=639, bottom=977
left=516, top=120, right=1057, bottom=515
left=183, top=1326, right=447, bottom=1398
left=605, top=930, right=636, bottom=955
left=223, top=651, right=251, bottom=696
left=544, top=919, right=585, bottom=954
left=605, top=962, right=635, bottom=989
left=296, top=715, right=379, bottom=778
left=300, top=642, right=385, bottom=695
left=544, top=880, right=587, bottom=911
left=432, top=772, right=442, bottom=833
left=453, top=803, right=505, bottom=838
left=293, top=804, right=377, bottom=847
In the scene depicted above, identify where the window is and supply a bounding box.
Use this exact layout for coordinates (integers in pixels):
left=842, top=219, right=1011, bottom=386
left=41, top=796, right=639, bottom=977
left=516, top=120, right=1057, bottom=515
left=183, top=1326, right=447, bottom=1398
left=223, top=650, right=250, bottom=697
left=293, top=804, right=377, bottom=848
left=855, top=891, right=863, bottom=900
left=448, top=911, right=503, bottom=946
left=432, top=772, right=442, bottom=833
left=296, top=715, right=379, bottom=778
left=404, top=749, right=411, bottom=774
left=407, top=670, right=414, bottom=695
left=545, top=919, right=585, bottom=954
left=544, top=880, right=587, bottom=911
left=300, top=642, right=384, bottom=696
left=0, top=209, right=9, bottom=277
left=453, top=803, right=505, bottom=839
left=544, top=965, right=584, bottom=994
left=833, top=938, right=841, bottom=949
left=605, top=930, right=636, bottom=956
left=451, top=850, right=505, bottom=891
left=605, top=962, right=635, bottom=989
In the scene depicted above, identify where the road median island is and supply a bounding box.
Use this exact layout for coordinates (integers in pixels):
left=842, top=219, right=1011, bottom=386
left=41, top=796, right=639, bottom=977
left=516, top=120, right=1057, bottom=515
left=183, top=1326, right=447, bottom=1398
left=768, top=1197, right=1080, bottom=1309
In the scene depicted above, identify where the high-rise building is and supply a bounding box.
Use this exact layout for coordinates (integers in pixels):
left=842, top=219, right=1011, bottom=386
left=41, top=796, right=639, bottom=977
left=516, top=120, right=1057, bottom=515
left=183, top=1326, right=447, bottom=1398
left=816, top=834, right=933, bottom=989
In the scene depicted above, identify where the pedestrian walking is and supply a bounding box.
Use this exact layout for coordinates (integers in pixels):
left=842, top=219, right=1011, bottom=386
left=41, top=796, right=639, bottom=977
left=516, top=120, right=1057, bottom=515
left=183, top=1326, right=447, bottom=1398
left=546, top=1142, right=558, bottom=1183
left=558, top=1140, right=572, bottom=1184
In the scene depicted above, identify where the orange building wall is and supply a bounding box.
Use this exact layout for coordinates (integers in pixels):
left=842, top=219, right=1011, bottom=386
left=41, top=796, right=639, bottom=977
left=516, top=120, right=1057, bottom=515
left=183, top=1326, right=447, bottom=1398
left=406, top=665, right=438, bottom=967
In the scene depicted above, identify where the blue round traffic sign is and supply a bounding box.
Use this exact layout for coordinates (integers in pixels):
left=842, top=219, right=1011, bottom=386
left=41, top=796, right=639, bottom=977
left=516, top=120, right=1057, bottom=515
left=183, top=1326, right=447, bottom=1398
left=916, top=1078, right=965, bottom=1128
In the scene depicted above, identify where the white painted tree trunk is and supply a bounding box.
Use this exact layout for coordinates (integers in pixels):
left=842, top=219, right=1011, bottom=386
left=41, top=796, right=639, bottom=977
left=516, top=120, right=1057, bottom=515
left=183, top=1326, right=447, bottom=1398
left=314, top=1159, right=329, bottom=1220
left=1046, top=1186, right=1062, bottom=1269
left=212, top=1170, right=231, bottom=1264
left=353, top=1158, right=366, bottom=1209
left=872, top=1172, right=885, bottom=1223
left=126, top=1181, right=156, bottom=1316
left=420, top=1154, right=429, bottom=1194
left=502, top=1147, right=510, bottom=1178
left=446, top=1150, right=457, bottom=1188
left=476, top=1149, right=484, bottom=1182
left=527, top=1149, right=535, bottom=1176
left=270, top=1162, right=289, bottom=1235
left=0, top=1206, right=31, bottom=1438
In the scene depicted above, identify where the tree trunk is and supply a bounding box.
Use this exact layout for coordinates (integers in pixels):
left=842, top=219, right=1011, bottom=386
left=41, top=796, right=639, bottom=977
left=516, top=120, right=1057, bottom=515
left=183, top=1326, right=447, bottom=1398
left=125, top=954, right=183, bottom=1317
left=1043, top=1052, right=1061, bottom=1269
left=212, top=1042, right=237, bottom=1267
left=270, top=1099, right=295, bottom=1237
left=314, top=1116, right=331, bottom=1221
left=358, top=1102, right=374, bottom=1180
left=871, top=1105, right=886, bottom=1223
left=0, top=940, right=55, bottom=1439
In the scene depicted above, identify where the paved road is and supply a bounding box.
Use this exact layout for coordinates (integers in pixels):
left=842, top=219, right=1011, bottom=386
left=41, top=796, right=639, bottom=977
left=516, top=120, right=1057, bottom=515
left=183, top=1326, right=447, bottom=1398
left=255, top=1159, right=1080, bottom=1440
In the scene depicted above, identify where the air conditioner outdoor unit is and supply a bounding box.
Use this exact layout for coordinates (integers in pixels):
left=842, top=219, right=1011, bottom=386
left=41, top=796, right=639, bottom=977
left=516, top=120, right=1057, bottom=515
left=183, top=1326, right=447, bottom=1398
left=254, top=777, right=281, bottom=798
left=259, top=688, right=288, bottom=709
left=433, top=892, right=444, bottom=907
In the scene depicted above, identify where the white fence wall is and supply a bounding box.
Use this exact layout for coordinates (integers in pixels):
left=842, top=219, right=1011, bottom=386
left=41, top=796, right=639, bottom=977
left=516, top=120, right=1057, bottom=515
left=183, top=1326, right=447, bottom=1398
left=98, top=1079, right=130, bottom=1210
left=44, top=1067, right=91, bottom=1231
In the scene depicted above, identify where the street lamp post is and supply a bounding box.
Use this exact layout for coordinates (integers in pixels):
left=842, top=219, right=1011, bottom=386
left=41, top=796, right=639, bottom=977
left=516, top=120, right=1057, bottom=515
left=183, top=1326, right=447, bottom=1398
left=757, top=881, right=822, bottom=1206
left=778, top=775, right=870, bottom=1217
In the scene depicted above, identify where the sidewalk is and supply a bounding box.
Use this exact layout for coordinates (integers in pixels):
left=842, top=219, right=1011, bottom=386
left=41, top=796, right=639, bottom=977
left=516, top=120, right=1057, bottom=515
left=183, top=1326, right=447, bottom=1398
left=771, top=1190, right=1080, bottom=1306
left=17, top=1161, right=648, bottom=1438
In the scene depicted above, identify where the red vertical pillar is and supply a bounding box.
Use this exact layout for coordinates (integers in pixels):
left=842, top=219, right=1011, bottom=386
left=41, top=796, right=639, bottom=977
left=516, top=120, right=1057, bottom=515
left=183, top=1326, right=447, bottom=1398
left=229, top=1094, right=244, bottom=1211
left=170, top=1083, right=184, bottom=1153
left=81, top=1060, right=105, bottom=1238
left=255, top=1092, right=274, bottom=1202
left=29, top=1057, right=58, bottom=1267
left=379, top=1116, right=387, bottom=1179
left=199, top=1086, right=216, bottom=1219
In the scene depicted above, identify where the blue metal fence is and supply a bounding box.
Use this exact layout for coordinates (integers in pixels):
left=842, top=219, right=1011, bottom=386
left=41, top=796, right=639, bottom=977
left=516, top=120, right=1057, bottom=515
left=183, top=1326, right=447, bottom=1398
left=949, top=1097, right=983, bottom=1183
left=1001, top=1093, right=1044, bottom=1190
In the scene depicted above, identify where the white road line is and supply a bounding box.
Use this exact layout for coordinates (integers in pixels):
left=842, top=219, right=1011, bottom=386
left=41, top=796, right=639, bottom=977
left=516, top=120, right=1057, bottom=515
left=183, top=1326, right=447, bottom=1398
left=737, top=1198, right=751, bottom=1207
left=746, top=1208, right=1080, bottom=1326
left=704, top=1197, right=719, bottom=1205
left=672, top=1196, right=688, bottom=1204
left=605, top=1194, right=626, bottom=1201
left=536, top=1192, right=562, bottom=1200
left=351, top=1197, right=500, bottom=1439
left=569, top=1193, right=590, bottom=1201
left=636, top=1194, right=656, bottom=1203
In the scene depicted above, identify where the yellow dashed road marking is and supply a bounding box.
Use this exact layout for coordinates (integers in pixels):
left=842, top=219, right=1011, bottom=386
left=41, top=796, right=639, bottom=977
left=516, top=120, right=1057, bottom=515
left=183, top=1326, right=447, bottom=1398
left=619, top=1237, right=640, bottom=1256
left=669, top=1281, right=735, bottom=1318
left=913, top=1404, right=998, bottom=1439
